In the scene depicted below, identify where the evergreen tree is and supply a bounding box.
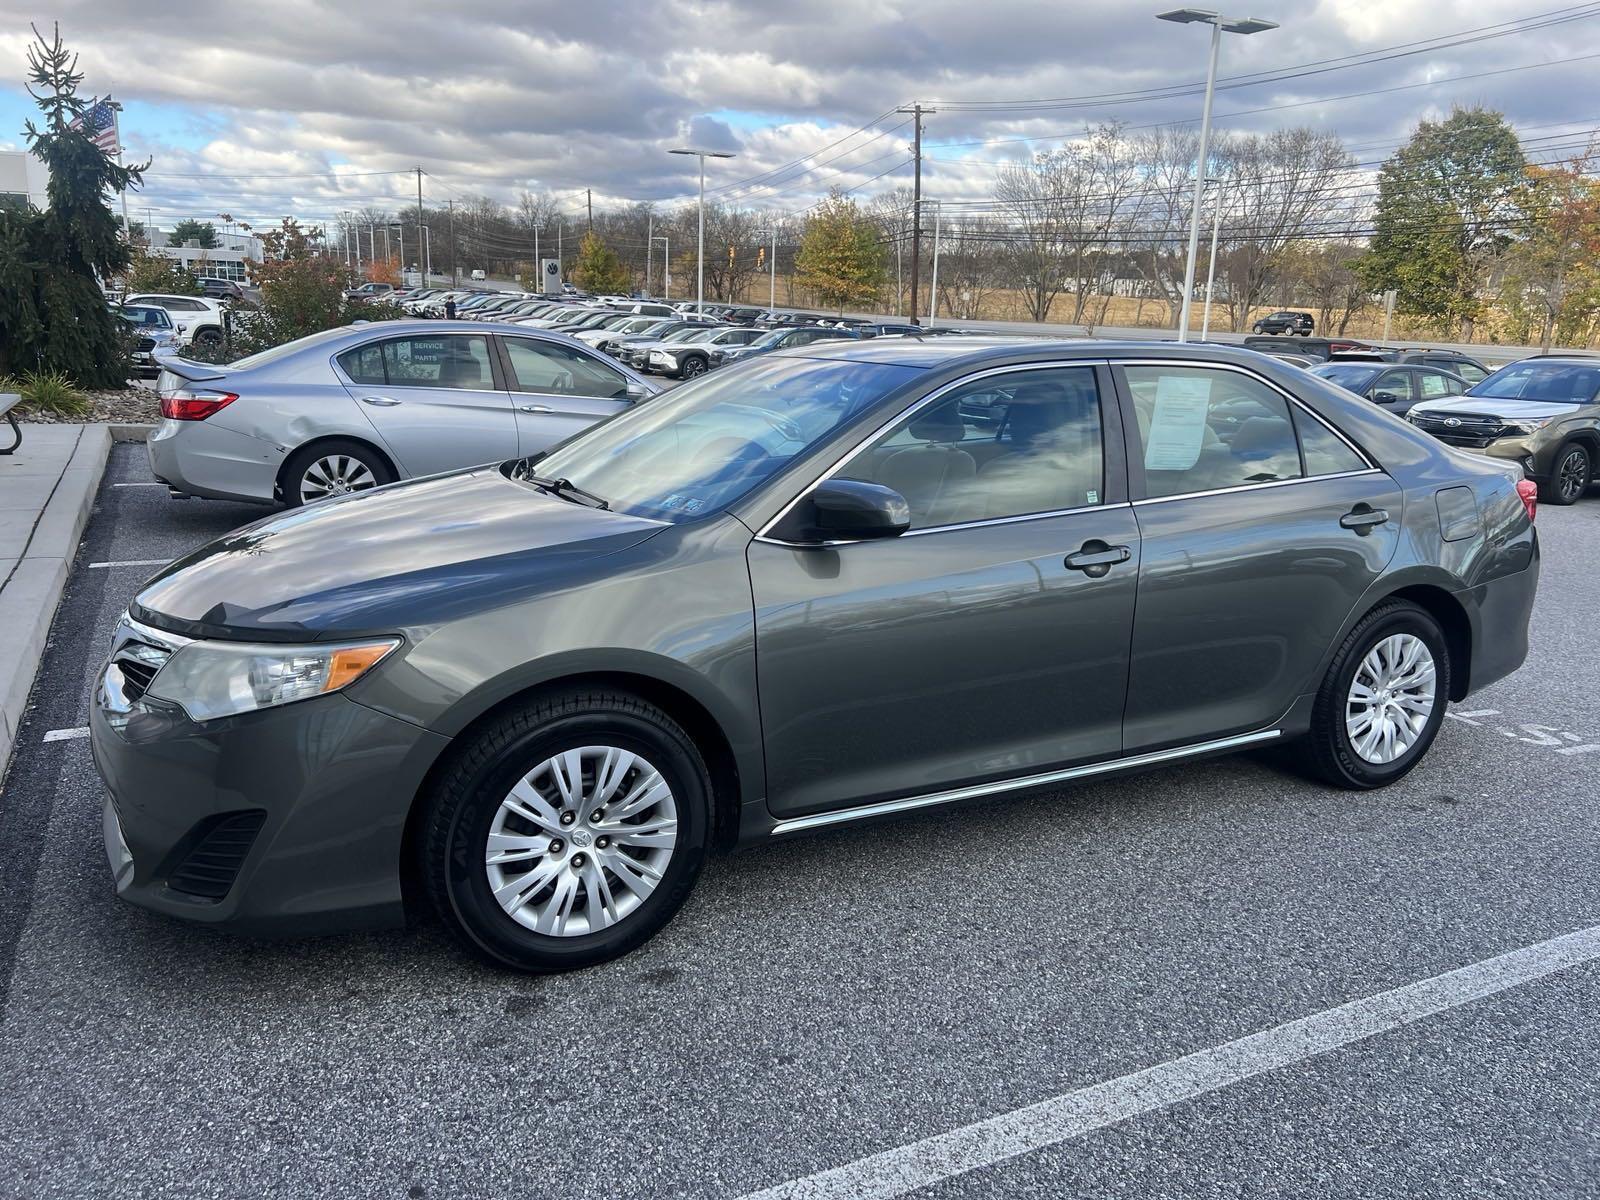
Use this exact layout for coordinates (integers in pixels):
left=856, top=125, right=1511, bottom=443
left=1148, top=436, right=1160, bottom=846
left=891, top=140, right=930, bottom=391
left=0, top=25, right=144, bottom=386
left=168, top=218, right=218, bottom=248
left=571, top=231, right=632, bottom=294
left=795, top=192, right=886, bottom=313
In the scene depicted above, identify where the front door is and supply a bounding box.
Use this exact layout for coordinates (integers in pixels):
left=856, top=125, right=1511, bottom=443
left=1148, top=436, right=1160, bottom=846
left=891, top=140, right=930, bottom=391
left=749, top=364, right=1140, bottom=819
left=337, top=333, right=519, bottom=476
left=1115, top=361, right=1403, bottom=752
left=498, top=335, right=636, bottom=457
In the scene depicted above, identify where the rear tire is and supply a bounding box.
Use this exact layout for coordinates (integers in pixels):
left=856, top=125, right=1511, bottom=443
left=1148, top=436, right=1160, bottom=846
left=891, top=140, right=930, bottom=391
left=281, top=438, right=394, bottom=507
left=1540, top=442, right=1590, bottom=506
left=423, top=689, right=712, bottom=973
left=1300, top=599, right=1450, bottom=790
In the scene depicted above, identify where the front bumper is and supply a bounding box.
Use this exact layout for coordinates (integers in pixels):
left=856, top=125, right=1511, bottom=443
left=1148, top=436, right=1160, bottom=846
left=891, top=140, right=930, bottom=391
left=91, top=663, right=450, bottom=936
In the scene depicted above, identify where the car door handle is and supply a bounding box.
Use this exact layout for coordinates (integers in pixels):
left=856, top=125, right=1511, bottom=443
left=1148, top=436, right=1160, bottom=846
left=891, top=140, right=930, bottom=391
left=1340, top=505, right=1390, bottom=534
left=360, top=396, right=401, bottom=407
left=519, top=404, right=554, bottom=413
left=1064, top=541, right=1132, bottom=576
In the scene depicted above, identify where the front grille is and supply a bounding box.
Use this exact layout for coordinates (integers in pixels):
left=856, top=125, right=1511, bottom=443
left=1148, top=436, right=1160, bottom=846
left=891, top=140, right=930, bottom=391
left=135, top=336, right=156, bottom=353
left=1410, top=412, right=1511, bottom=447
left=166, top=811, right=267, bottom=900
left=117, top=658, right=159, bottom=701
left=111, top=638, right=173, bottom=703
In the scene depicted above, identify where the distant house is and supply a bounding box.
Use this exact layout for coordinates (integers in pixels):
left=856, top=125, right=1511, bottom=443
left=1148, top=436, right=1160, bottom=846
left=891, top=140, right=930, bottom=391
left=148, top=228, right=264, bottom=284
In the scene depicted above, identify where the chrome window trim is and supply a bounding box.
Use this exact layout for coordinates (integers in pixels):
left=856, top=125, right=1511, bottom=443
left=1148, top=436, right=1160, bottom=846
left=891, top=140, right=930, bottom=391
left=1131, top=468, right=1384, bottom=507
left=754, top=500, right=1134, bottom=549
left=769, top=727, right=1282, bottom=835
left=755, top=359, right=1113, bottom=542
left=1115, top=357, right=1379, bottom=476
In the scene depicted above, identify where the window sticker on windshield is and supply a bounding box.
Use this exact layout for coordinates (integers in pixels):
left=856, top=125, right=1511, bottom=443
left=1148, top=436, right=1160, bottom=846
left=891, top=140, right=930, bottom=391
left=658, top=494, right=707, bottom=513
left=1144, top=375, right=1212, bottom=471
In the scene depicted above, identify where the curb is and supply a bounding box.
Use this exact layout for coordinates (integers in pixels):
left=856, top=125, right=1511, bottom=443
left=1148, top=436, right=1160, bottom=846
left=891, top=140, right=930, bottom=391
left=109, top=423, right=153, bottom=443
left=0, top=424, right=113, bottom=774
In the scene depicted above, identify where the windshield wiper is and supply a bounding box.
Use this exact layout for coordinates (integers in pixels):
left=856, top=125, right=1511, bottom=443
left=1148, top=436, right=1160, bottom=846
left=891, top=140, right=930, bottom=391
left=524, top=472, right=610, bottom=510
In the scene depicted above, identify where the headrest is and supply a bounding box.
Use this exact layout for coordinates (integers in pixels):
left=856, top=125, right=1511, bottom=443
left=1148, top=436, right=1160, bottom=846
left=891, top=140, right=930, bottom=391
left=1230, top=416, right=1287, bottom=454
left=908, top=405, right=966, bottom=443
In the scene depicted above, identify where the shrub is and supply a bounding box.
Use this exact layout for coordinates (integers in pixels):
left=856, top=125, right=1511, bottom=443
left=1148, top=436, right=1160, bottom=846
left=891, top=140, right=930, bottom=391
left=6, top=369, right=91, bottom=417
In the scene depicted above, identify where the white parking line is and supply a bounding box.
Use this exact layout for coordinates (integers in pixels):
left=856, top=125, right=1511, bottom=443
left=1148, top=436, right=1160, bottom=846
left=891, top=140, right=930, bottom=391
left=1447, top=709, right=1600, bottom=756
left=111, top=482, right=164, bottom=488
left=739, top=923, right=1600, bottom=1200
left=41, top=727, right=89, bottom=742
left=86, top=559, right=170, bottom=569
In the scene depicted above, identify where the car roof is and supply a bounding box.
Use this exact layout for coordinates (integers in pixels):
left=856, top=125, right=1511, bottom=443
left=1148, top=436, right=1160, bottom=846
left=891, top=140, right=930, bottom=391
left=783, top=336, right=1316, bottom=371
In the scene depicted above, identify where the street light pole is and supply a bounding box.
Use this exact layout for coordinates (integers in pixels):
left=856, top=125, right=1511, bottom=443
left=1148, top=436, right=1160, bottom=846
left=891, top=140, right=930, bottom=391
left=670, top=147, right=735, bottom=311
left=1157, top=8, right=1277, bottom=342
left=926, top=199, right=942, bottom=327
left=651, top=235, right=670, bottom=299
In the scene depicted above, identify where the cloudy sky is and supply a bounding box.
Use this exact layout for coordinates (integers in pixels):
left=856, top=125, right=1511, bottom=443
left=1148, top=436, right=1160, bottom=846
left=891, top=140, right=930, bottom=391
left=0, top=0, right=1596, bottom=231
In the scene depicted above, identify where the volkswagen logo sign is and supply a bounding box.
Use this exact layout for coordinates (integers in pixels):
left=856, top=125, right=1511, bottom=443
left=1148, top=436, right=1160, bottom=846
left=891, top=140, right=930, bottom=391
left=1445, top=417, right=1462, bottom=428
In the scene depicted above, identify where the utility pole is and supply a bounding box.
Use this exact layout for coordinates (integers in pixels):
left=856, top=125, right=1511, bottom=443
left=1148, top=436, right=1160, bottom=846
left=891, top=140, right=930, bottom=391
left=897, top=104, right=932, bottom=325
left=769, top=225, right=777, bottom=311
left=448, top=199, right=457, bottom=284
left=416, top=167, right=427, bottom=283
left=647, top=212, right=653, bottom=296
left=586, top=188, right=593, bottom=234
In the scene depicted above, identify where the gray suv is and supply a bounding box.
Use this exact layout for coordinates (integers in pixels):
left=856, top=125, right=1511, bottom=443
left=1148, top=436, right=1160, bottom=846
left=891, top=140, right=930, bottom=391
left=93, top=340, right=1539, bottom=972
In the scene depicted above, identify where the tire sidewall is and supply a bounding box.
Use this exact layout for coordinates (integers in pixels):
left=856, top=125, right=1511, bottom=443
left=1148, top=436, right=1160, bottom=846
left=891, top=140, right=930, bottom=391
left=283, top=440, right=393, bottom=508
left=1558, top=443, right=1590, bottom=504
left=1324, top=605, right=1450, bottom=787
left=441, top=710, right=710, bottom=972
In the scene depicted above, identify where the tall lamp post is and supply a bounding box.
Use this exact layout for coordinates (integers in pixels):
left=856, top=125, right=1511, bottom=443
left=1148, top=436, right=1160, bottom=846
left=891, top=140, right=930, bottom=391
left=1157, top=8, right=1276, bottom=342
left=1200, top=177, right=1226, bottom=340
left=651, top=235, right=671, bottom=299
left=669, top=146, right=735, bottom=311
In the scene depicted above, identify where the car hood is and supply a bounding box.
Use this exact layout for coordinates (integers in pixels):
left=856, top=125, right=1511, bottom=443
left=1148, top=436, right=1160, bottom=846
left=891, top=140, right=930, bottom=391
left=1411, top=397, right=1582, bottom=420
left=131, top=467, right=666, bottom=640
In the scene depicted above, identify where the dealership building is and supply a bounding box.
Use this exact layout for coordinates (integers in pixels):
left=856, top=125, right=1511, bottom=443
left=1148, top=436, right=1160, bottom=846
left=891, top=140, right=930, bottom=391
left=147, top=228, right=264, bottom=283
left=0, top=149, right=50, bottom=208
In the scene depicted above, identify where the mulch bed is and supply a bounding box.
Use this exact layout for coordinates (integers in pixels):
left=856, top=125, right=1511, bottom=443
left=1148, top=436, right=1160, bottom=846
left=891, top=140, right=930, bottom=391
left=19, top=383, right=161, bottom=426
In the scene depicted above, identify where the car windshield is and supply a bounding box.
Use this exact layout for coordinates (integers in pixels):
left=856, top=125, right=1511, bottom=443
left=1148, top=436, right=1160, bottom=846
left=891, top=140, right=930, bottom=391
left=750, top=329, right=793, bottom=349
left=530, top=357, right=922, bottom=523
left=1468, top=362, right=1600, bottom=403
left=661, top=328, right=707, bottom=344
left=1313, top=364, right=1382, bottom=390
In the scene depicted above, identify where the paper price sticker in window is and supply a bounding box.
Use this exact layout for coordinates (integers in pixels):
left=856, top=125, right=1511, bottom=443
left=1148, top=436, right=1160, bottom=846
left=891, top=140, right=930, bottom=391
left=1144, top=375, right=1213, bottom=471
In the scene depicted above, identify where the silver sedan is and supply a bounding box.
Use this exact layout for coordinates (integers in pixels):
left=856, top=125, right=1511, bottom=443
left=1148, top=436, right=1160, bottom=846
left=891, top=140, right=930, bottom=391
left=149, top=320, right=661, bottom=506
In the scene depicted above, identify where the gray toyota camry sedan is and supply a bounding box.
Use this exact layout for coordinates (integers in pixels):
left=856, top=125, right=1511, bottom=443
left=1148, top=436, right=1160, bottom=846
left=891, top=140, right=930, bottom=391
left=92, top=340, right=1540, bottom=973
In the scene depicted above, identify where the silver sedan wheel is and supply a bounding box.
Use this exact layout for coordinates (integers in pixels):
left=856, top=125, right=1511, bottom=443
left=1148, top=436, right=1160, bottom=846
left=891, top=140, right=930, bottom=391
left=484, top=745, right=678, bottom=937
left=299, top=454, right=378, bottom=503
left=1345, top=633, right=1437, bottom=765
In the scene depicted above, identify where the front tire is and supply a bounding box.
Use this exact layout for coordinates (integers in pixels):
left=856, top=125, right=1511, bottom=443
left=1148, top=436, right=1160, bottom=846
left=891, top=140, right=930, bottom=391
left=680, top=356, right=708, bottom=379
left=1300, top=599, right=1450, bottom=790
left=1540, top=442, right=1590, bottom=506
left=424, top=689, right=712, bottom=973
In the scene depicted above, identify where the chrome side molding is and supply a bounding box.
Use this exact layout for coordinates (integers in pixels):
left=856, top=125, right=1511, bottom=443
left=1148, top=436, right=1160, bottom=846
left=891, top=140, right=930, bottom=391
left=768, top=728, right=1282, bottom=836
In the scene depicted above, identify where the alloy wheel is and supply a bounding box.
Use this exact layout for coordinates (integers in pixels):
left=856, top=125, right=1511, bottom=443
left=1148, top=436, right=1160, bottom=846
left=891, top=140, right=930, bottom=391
left=484, top=745, right=679, bottom=937
left=1558, top=448, right=1588, bottom=503
left=299, top=454, right=378, bottom=503
left=1345, top=633, right=1437, bottom=765
left=682, top=358, right=707, bottom=378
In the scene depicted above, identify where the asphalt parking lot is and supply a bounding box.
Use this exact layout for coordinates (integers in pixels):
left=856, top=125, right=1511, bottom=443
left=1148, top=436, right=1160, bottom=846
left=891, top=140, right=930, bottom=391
left=1, top=443, right=1598, bottom=1199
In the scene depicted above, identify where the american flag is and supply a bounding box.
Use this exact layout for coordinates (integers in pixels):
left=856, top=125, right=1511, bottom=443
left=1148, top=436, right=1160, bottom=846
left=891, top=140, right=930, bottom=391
left=69, top=100, right=121, bottom=155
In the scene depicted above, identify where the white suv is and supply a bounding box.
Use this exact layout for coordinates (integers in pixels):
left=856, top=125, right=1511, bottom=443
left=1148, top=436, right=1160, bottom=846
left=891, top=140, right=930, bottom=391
left=123, top=293, right=230, bottom=349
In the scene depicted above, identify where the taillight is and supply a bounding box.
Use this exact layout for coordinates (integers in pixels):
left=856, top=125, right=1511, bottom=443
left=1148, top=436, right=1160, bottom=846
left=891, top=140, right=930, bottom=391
left=1516, top=478, right=1538, bottom=522
left=159, top=389, right=237, bottom=421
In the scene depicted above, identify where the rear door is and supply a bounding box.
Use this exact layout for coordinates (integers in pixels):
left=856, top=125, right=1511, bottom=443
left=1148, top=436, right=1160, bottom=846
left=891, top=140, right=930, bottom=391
left=497, top=335, right=638, bottom=456
left=1115, top=360, right=1403, bottom=752
left=335, top=332, right=519, bottom=476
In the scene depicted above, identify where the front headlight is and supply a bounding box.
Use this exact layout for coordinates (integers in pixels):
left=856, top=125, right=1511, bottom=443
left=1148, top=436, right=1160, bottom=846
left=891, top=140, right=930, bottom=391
left=1503, top=417, right=1554, bottom=435
left=145, top=638, right=399, bottom=721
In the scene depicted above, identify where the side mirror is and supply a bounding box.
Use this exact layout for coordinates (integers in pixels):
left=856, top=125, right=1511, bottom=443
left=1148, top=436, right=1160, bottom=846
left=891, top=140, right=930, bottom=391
left=625, top=380, right=653, bottom=401
left=807, top=479, right=910, bottom=542
left=1372, top=390, right=1399, bottom=405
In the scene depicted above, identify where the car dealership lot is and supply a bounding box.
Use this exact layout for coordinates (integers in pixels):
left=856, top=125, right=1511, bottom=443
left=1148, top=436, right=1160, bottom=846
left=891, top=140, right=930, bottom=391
left=1, top=445, right=1597, bottom=1198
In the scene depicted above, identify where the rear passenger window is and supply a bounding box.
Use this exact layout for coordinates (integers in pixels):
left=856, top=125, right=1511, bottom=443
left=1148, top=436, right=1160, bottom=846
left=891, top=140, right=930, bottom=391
left=337, top=344, right=386, bottom=385
left=838, top=367, right=1104, bottom=530
left=1294, top=409, right=1368, bottom=476
left=1123, top=365, right=1302, bottom=498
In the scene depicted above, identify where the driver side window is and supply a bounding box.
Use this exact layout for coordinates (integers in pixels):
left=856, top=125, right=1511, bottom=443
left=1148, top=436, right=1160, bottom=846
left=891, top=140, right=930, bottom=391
left=838, top=368, right=1105, bottom=530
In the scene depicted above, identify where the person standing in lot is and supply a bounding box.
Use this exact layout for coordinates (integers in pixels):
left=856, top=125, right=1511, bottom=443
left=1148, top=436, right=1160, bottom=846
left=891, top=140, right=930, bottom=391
left=444, top=296, right=457, bottom=320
